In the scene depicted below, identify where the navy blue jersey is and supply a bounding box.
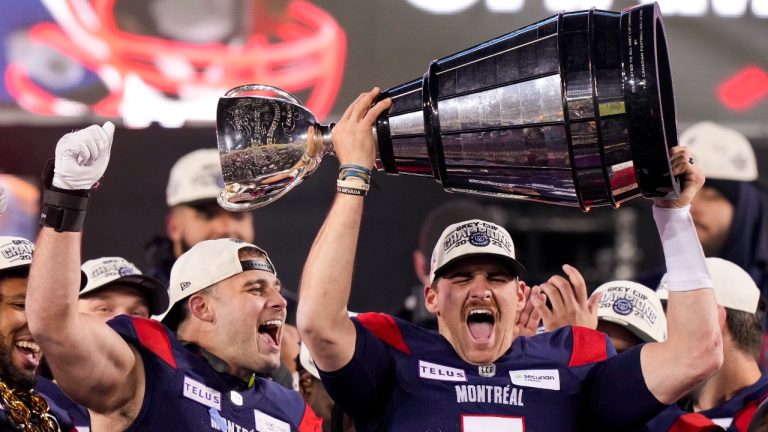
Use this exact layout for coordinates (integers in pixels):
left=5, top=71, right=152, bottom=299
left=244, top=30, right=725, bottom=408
left=640, top=375, right=768, bottom=432
left=320, top=313, right=665, bottom=431
left=106, top=315, right=322, bottom=432
left=0, top=380, right=75, bottom=431
left=36, top=377, right=90, bottom=431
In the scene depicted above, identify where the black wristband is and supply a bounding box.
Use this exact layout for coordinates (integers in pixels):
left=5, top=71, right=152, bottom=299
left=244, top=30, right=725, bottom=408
left=39, top=159, right=91, bottom=232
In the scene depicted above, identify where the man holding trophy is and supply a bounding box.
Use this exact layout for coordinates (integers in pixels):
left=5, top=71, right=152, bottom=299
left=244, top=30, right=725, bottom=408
left=296, top=87, right=723, bottom=431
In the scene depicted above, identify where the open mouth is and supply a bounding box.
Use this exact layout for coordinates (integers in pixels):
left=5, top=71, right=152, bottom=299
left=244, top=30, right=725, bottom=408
left=466, top=309, right=495, bottom=341
left=258, top=319, right=282, bottom=347
left=14, top=340, right=41, bottom=368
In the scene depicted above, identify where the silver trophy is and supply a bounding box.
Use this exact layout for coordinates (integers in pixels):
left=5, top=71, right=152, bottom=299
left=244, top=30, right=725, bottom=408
left=217, top=2, right=679, bottom=212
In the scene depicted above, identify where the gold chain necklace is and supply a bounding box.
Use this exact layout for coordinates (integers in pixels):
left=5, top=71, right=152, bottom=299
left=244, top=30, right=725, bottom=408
left=0, top=379, right=61, bottom=432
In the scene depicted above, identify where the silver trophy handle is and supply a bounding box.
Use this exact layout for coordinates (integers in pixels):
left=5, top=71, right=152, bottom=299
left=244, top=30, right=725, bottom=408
left=224, top=84, right=303, bottom=105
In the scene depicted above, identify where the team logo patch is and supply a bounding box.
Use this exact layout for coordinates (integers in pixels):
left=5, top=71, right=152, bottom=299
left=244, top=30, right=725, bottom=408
left=478, top=364, right=496, bottom=377
left=254, top=410, right=290, bottom=432
left=509, top=369, right=560, bottom=391
left=118, top=266, right=135, bottom=277
left=613, top=298, right=633, bottom=316
left=419, top=360, right=467, bottom=382
left=469, top=231, right=490, bottom=247
left=183, top=375, right=221, bottom=409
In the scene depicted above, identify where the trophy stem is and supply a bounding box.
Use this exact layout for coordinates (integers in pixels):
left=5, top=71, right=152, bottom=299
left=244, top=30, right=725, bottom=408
left=315, top=123, right=336, bottom=158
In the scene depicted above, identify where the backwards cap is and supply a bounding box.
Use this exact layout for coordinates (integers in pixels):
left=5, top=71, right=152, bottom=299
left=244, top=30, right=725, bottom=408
left=158, top=238, right=276, bottom=328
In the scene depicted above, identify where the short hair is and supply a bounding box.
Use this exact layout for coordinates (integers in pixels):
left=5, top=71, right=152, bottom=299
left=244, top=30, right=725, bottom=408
left=725, top=308, right=763, bottom=360
left=0, top=267, right=29, bottom=288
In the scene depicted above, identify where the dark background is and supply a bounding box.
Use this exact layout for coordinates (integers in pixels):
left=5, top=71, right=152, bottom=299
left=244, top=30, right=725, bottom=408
left=2, top=127, right=767, bottom=313
left=1, top=0, right=766, bottom=312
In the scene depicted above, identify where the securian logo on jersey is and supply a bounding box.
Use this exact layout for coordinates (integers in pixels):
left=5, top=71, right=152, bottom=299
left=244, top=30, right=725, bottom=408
left=183, top=375, right=221, bottom=409
left=418, top=360, right=467, bottom=382
left=509, top=369, right=560, bottom=391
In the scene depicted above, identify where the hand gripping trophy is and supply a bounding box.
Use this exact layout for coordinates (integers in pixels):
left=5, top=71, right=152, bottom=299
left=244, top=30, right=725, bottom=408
left=216, top=2, right=679, bottom=212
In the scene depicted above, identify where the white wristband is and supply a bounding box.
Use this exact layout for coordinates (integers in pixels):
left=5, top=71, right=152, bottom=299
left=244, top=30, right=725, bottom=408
left=653, top=205, right=712, bottom=292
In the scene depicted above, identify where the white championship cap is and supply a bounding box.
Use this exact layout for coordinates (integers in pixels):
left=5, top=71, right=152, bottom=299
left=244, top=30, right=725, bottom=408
left=679, top=121, right=758, bottom=182
left=299, top=341, right=320, bottom=380
left=159, top=238, right=276, bottom=327
left=430, top=219, right=525, bottom=283
left=594, top=280, right=667, bottom=343
left=0, top=236, right=34, bottom=272
left=658, top=257, right=760, bottom=314
left=80, top=257, right=169, bottom=315
left=165, top=148, right=225, bottom=207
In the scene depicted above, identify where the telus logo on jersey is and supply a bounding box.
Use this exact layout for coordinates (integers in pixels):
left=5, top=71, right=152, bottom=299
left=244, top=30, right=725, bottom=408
left=183, top=375, right=221, bottom=409
left=509, top=369, right=560, bottom=391
left=419, top=360, right=467, bottom=382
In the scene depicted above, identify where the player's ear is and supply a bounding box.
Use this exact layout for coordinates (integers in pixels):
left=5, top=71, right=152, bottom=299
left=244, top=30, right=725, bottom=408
left=166, top=210, right=181, bottom=241
left=188, top=293, right=214, bottom=323
left=298, top=371, right=314, bottom=398
left=516, top=279, right=526, bottom=313
left=424, top=283, right=439, bottom=315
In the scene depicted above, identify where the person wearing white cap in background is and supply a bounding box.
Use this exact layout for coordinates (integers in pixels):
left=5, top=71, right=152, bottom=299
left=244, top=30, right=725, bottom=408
left=680, top=122, right=768, bottom=298
left=297, top=88, right=721, bottom=430
left=297, top=341, right=355, bottom=432
left=36, top=256, right=168, bottom=431
left=640, top=258, right=768, bottom=431
left=592, top=280, right=667, bottom=353
left=26, top=125, right=322, bottom=431
left=145, top=149, right=299, bottom=389
left=78, top=256, right=168, bottom=321
left=0, top=236, right=74, bottom=431
left=144, top=148, right=254, bottom=285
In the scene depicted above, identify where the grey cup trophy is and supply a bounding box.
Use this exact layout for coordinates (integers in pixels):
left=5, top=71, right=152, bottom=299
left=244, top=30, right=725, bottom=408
left=217, top=2, right=679, bottom=212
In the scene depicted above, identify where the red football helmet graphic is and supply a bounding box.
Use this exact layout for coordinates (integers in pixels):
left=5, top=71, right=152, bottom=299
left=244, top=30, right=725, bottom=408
left=5, top=0, right=346, bottom=127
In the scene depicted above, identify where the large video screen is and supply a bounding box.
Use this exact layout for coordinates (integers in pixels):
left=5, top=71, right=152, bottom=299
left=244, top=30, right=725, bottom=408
left=0, top=0, right=765, bottom=132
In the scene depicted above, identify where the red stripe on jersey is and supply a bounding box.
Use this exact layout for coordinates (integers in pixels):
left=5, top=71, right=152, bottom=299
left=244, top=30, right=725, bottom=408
left=357, top=313, right=412, bottom=355
left=132, top=317, right=177, bottom=368
left=668, top=413, right=720, bottom=432
left=733, top=395, right=766, bottom=432
left=298, top=403, right=323, bottom=432
left=568, top=326, right=608, bottom=367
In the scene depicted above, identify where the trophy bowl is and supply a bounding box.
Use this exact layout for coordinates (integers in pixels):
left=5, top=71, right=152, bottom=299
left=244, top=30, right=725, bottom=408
left=217, top=2, right=679, bottom=212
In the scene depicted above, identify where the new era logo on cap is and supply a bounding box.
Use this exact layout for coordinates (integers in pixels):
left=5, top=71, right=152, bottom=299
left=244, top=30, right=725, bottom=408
left=158, top=238, right=276, bottom=328
left=430, top=219, right=525, bottom=283
left=0, top=236, right=34, bottom=272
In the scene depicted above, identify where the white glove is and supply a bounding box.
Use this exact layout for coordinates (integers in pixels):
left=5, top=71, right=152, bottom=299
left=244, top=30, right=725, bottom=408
left=0, top=183, right=7, bottom=216
left=53, top=122, right=115, bottom=190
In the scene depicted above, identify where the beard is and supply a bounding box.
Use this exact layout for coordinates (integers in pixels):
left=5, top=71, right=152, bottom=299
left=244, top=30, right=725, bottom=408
left=0, top=343, right=36, bottom=390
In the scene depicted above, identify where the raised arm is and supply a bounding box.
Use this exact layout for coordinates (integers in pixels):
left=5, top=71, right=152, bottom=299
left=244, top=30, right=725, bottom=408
left=297, top=89, right=391, bottom=372
left=26, top=124, right=144, bottom=418
left=640, top=146, right=723, bottom=404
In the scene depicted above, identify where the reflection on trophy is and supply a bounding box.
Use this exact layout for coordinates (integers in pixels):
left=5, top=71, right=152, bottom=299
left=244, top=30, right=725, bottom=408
left=216, top=2, right=679, bottom=211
